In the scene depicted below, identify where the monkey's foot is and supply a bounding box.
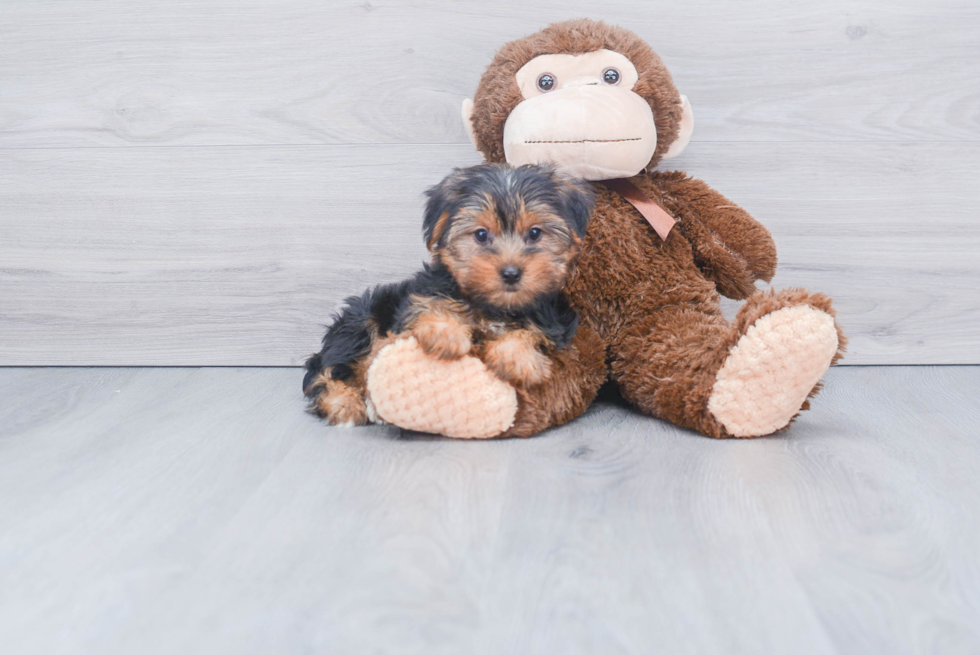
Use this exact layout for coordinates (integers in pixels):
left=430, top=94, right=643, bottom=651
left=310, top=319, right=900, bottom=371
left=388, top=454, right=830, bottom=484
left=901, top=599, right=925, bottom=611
left=707, top=291, right=844, bottom=437
left=366, top=337, right=518, bottom=439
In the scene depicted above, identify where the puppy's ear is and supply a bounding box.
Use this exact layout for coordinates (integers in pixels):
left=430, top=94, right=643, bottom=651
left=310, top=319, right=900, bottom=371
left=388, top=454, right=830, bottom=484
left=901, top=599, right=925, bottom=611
left=424, top=210, right=451, bottom=251
left=422, top=172, right=460, bottom=250
left=555, top=174, right=596, bottom=239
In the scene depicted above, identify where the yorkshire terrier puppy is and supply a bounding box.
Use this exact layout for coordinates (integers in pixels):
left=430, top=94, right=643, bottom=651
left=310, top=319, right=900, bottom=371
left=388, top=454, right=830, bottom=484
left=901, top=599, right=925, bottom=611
left=303, top=163, right=595, bottom=426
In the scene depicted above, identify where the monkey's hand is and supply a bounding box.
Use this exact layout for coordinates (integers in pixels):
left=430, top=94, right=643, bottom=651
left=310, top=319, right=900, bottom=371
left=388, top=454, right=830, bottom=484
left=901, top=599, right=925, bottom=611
left=653, top=172, right=778, bottom=300
left=482, top=330, right=553, bottom=387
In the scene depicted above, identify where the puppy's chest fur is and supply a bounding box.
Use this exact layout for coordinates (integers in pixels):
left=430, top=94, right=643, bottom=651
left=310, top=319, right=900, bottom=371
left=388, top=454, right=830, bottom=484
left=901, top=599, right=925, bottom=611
left=448, top=305, right=570, bottom=354
left=477, top=318, right=515, bottom=342
left=472, top=316, right=540, bottom=349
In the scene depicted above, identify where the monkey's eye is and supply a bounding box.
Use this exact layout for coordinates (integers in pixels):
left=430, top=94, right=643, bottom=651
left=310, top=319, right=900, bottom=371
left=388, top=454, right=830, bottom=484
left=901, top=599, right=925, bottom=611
left=536, top=73, right=556, bottom=92
left=602, top=68, right=621, bottom=85
left=527, top=227, right=543, bottom=242
left=474, top=228, right=490, bottom=244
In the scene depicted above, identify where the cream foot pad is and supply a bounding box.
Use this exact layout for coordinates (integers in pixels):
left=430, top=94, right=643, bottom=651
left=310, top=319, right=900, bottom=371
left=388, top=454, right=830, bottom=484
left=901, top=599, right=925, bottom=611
left=708, top=306, right=839, bottom=437
left=366, top=337, right=518, bottom=439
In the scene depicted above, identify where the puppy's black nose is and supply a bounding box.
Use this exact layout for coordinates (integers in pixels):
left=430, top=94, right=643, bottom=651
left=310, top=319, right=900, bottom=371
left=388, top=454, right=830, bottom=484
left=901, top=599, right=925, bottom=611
left=500, top=265, right=523, bottom=285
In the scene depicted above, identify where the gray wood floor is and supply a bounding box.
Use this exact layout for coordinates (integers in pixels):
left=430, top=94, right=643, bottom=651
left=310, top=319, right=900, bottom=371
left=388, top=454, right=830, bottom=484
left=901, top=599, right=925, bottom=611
left=2, top=366, right=979, bottom=654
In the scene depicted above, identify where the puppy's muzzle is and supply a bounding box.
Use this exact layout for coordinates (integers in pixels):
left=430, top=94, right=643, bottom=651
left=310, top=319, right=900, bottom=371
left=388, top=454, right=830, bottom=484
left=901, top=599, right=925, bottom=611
left=499, top=265, right=523, bottom=285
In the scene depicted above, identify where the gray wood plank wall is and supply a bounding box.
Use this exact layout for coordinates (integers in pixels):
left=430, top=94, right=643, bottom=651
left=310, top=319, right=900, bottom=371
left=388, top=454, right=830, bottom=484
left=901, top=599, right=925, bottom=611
left=1, top=0, right=978, bottom=365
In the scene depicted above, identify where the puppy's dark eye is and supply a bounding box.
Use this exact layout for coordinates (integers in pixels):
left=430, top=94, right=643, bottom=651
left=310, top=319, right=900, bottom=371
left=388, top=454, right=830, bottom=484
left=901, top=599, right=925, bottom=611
left=602, top=68, right=621, bottom=85
left=536, top=73, right=556, bottom=92
left=527, top=227, right=543, bottom=242
left=474, top=228, right=490, bottom=244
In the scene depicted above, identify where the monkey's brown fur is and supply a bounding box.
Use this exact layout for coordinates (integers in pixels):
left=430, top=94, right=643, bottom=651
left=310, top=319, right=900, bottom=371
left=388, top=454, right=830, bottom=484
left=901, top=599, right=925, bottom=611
left=461, top=19, right=846, bottom=438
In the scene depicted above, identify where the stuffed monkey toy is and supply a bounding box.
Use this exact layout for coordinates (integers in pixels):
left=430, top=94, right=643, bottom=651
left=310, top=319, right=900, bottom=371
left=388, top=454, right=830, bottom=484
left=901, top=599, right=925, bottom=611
left=364, top=18, right=845, bottom=439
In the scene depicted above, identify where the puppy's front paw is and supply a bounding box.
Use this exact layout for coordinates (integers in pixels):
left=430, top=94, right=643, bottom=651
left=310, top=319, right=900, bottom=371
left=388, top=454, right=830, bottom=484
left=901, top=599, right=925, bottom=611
left=308, top=377, right=368, bottom=427
left=483, top=332, right=553, bottom=387
left=410, top=313, right=472, bottom=360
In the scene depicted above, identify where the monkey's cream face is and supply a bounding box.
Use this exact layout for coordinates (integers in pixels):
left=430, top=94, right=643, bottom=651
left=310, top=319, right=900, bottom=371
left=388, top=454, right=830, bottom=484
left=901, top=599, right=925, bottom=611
left=503, top=49, right=657, bottom=181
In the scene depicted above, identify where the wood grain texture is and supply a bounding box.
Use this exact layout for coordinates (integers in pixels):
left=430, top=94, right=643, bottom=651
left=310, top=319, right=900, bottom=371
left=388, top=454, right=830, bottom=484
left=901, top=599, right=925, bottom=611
left=1, top=0, right=978, bottom=365
left=1, top=366, right=979, bottom=654
left=2, top=142, right=978, bottom=365
left=1, top=0, right=977, bottom=147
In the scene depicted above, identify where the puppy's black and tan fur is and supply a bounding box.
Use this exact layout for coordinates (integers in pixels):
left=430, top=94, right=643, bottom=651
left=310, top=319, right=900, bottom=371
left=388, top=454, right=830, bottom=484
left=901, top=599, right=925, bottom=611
left=303, top=163, right=595, bottom=426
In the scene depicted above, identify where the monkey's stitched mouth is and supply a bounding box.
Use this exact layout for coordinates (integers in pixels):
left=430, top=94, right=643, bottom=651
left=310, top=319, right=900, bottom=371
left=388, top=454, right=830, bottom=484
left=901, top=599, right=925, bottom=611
left=524, top=138, right=642, bottom=144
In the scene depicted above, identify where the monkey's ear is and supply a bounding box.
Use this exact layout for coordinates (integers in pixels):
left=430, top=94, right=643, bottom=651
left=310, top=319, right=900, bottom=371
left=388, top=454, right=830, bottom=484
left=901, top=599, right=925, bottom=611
left=461, top=99, right=478, bottom=148
left=556, top=176, right=596, bottom=239
left=662, top=95, right=694, bottom=160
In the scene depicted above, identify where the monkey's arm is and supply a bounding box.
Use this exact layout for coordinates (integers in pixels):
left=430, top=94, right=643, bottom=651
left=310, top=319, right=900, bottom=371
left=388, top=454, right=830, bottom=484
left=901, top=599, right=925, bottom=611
left=655, top=172, right=778, bottom=300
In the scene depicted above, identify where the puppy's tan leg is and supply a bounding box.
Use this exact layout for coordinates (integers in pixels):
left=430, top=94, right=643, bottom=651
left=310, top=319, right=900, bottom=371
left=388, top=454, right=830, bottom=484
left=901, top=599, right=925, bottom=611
left=403, top=296, right=473, bottom=360
left=306, top=373, right=368, bottom=427
left=482, top=329, right=553, bottom=387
